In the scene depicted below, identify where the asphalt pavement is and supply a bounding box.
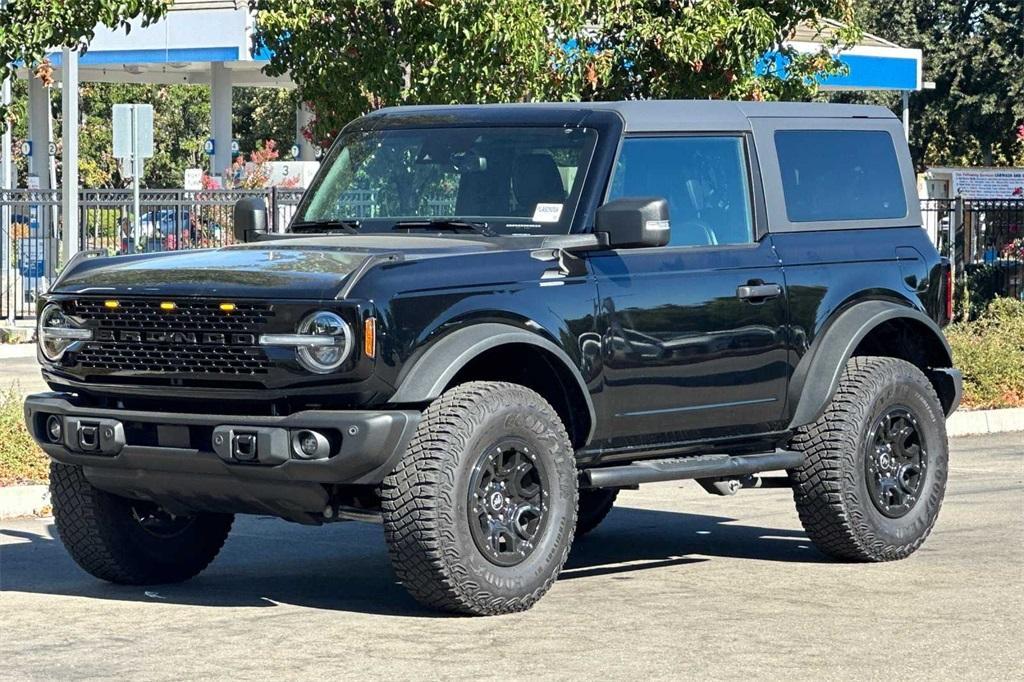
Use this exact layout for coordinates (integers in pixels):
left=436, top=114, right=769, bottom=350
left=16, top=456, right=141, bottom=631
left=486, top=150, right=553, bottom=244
left=1, top=432, right=1021, bottom=680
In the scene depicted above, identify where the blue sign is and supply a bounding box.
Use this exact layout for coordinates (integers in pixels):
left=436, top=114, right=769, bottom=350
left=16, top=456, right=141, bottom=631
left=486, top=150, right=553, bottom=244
left=20, top=140, right=32, bottom=157
left=17, top=208, right=45, bottom=278
left=756, top=50, right=921, bottom=91
left=203, top=138, right=215, bottom=156
left=230, top=139, right=240, bottom=154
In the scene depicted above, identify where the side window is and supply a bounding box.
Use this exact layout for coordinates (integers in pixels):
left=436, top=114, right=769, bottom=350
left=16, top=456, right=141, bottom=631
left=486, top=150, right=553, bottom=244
left=774, top=130, right=907, bottom=223
left=608, top=136, right=754, bottom=247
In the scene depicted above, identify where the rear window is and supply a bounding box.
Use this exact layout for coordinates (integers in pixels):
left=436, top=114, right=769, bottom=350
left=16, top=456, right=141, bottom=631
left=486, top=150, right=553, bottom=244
left=774, top=130, right=907, bottom=223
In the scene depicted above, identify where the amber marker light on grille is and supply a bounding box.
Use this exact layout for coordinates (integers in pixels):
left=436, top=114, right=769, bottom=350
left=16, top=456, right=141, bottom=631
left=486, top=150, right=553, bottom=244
left=364, top=317, right=376, bottom=358
left=160, top=301, right=177, bottom=311
left=219, top=303, right=236, bottom=312
left=103, top=300, right=119, bottom=309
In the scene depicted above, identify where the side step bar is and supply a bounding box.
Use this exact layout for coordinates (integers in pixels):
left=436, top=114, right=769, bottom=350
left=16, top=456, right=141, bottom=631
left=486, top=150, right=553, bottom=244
left=583, top=450, right=805, bottom=488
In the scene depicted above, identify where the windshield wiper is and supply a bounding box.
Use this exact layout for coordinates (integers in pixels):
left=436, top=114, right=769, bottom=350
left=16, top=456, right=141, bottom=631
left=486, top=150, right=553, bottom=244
left=391, top=219, right=492, bottom=236
left=291, top=219, right=361, bottom=234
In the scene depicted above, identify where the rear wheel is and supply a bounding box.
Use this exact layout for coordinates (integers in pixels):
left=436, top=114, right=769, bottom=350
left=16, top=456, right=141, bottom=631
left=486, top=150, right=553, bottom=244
left=788, top=356, right=948, bottom=561
left=51, top=462, right=233, bottom=584
left=381, top=381, right=577, bottom=615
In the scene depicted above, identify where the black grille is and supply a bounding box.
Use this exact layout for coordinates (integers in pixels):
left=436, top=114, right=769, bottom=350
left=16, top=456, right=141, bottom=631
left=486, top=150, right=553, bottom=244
left=68, top=298, right=274, bottom=375
left=71, top=299, right=273, bottom=331
left=76, top=343, right=270, bottom=375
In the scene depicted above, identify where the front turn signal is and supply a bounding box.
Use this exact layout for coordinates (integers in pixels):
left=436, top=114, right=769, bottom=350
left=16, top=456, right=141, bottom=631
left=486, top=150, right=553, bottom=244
left=364, top=317, right=376, bottom=359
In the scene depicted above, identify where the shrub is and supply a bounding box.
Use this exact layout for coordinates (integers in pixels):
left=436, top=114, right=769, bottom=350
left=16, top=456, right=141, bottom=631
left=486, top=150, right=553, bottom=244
left=946, top=297, right=1024, bottom=409
left=0, top=388, right=48, bottom=485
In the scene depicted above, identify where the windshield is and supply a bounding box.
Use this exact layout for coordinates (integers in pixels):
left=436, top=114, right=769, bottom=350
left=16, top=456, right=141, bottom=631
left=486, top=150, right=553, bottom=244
left=294, top=126, right=598, bottom=236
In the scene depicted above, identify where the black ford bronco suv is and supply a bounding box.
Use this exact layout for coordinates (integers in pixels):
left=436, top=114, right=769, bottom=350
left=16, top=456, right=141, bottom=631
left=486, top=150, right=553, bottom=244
left=26, top=101, right=961, bottom=615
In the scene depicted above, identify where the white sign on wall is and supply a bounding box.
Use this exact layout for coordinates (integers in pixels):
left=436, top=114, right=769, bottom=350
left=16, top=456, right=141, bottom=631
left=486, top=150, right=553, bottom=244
left=952, top=170, right=1024, bottom=199
left=253, top=161, right=320, bottom=188
left=183, top=168, right=204, bottom=190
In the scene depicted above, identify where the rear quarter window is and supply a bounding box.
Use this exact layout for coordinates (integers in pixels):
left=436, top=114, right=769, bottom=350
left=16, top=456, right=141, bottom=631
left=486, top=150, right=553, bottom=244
left=774, top=130, right=908, bottom=223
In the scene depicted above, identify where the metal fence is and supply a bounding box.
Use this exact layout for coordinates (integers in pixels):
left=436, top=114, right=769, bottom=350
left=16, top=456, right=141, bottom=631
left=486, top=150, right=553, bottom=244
left=4, top=193, right=1024, bottom=322
left=2, top=187, right=304, bottom=322
left=921, top=197, right=1024, bottom=315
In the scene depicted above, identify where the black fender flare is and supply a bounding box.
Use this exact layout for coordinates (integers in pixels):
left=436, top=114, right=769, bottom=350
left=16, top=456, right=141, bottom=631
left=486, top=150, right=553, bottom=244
left=787, top=301, right=955, bottom=429
left=388, top=323, right=596, bottom=443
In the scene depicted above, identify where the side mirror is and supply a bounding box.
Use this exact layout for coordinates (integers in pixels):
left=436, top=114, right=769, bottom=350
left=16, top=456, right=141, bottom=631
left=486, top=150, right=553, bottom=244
left=595, top=197, right=670, bottom=249
left=233, top=197, right=268, bottom=243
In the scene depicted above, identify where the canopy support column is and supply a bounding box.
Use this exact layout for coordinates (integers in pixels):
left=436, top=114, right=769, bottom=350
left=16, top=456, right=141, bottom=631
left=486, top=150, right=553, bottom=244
left=27, top=74, right=51, bottom=188
left=61, top=47, right=80, bottom=264
left=210, top=62, right=233, bottom=178
left=296, top=101, right=316, bottom=161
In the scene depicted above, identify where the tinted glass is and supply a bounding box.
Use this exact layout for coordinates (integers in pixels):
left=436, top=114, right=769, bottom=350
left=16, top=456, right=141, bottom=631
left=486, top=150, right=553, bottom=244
left=608, top=136, right=753, bottom=247
left=297, top=127, right=597, bottom=235
left=774, top=130, right=907, bottom=222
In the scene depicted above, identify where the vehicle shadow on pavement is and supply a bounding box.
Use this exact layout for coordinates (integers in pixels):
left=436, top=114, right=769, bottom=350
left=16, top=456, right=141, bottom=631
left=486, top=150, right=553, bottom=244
left=0, top=506, right=822, bottom=617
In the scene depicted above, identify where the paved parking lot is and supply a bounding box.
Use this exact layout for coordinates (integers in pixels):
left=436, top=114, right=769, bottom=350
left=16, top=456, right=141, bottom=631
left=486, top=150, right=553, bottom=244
left=0, top=345, right=47, bottom=395
left=1, top=432, right=1021, bottom=680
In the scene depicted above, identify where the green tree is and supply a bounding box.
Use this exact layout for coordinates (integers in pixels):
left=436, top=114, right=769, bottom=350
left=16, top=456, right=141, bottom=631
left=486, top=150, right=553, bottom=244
left=253, top=0, right=861, bottom=146
left=60, top=82, right=211, bottom=188
left=0, top=0, right=169, bottom=124
left=233, top=86, right=298, bottom=158
left=846, top=0, right=1024, bottom=169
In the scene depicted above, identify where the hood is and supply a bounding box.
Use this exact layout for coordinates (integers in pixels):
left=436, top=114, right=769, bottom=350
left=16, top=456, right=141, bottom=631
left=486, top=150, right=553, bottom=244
left=53, top=234, right=517, bottom=300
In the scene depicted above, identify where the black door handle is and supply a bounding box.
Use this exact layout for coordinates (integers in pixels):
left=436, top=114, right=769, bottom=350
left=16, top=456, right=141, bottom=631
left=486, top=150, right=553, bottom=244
left=736, top=283, right=782, bottom=301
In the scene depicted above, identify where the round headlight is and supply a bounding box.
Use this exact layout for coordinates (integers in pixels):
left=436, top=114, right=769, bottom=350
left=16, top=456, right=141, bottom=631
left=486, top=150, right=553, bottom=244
left=38, top=303, right=91, bottom=362
left=295, top=311, right=353, bottom=374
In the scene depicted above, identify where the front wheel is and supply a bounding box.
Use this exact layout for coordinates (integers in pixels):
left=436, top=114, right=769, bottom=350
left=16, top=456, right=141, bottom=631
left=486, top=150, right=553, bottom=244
left=788, top=356, right=948, bottom=562
left=381, top=381, right=578, bottom=615
left=51, top=463, right=233, bottom=584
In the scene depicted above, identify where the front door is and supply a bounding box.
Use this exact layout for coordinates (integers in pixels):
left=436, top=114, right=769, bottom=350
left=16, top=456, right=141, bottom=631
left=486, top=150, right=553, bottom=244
left=587, top=135, right=790, bottom=450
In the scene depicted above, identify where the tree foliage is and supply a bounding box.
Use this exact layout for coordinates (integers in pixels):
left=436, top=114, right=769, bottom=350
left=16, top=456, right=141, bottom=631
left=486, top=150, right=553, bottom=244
left=253, top=0, right=861, bottom=145
left=0, top=0, right=169, bottom=124
left=848, top=0, right=1024, bottom=168
left=232, top=86, right=298, bottom=159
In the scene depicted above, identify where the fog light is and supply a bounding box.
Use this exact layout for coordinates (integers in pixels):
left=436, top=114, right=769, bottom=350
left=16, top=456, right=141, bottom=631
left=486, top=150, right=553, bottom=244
left=291, top=429, right=330, bottom=460
left=46, top=415, right=63, bottom=443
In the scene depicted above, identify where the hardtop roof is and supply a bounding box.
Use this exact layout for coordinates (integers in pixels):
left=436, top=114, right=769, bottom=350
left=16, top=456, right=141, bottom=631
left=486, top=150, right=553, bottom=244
left=366, top=100, right=896, bottom=133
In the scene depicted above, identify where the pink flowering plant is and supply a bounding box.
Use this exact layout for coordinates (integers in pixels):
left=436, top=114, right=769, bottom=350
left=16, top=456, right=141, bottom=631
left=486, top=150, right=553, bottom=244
left=1003, top=237, right=1024, bottom=261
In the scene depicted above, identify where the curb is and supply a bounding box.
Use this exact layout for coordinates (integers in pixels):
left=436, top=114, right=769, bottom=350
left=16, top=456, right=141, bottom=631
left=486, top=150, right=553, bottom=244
left=948, top=407, right=1024, bottom=437
left=0, top=484, right=51, bottom=519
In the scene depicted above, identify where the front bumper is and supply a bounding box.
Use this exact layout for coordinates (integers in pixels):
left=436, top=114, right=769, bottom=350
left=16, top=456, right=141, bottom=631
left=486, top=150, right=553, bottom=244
left=25, top=393, right=420, bottom=523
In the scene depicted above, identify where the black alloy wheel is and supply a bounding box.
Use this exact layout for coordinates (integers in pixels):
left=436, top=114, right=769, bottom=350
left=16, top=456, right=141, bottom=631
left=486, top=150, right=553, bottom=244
left=865, top=407, right=928, bottom=518
left=467, top=439, right=549, bottom=567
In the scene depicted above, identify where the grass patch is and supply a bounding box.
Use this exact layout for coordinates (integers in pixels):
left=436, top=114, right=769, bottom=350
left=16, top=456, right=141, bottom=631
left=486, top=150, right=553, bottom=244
left=0, top=387, right=49, bottom=486
left=947, top=297, right=1024, bottom=410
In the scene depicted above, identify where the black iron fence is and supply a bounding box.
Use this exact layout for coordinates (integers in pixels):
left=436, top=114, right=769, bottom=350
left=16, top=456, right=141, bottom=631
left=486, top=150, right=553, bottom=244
left=2, top=187, right=304, bottom=322
left=4, top=193, right=1024, bottom=322
left=78, top=188, right=304, bottom=255
left=921, top=197, right=1024, bottom=318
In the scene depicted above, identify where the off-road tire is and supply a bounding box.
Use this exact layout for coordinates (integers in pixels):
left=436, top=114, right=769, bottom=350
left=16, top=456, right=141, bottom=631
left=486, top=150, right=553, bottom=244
left=381, top=381, right=578, bottom=616
left=788, top=356, right=948, bottom=562
left=51, top=462, right=233, bottom=584
left=575, top=488, right=618, bottom=538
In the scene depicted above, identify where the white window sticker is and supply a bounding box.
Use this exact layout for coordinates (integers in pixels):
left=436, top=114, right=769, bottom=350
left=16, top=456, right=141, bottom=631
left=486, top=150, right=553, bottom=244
left=532, top=203, right=563, bottom=223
